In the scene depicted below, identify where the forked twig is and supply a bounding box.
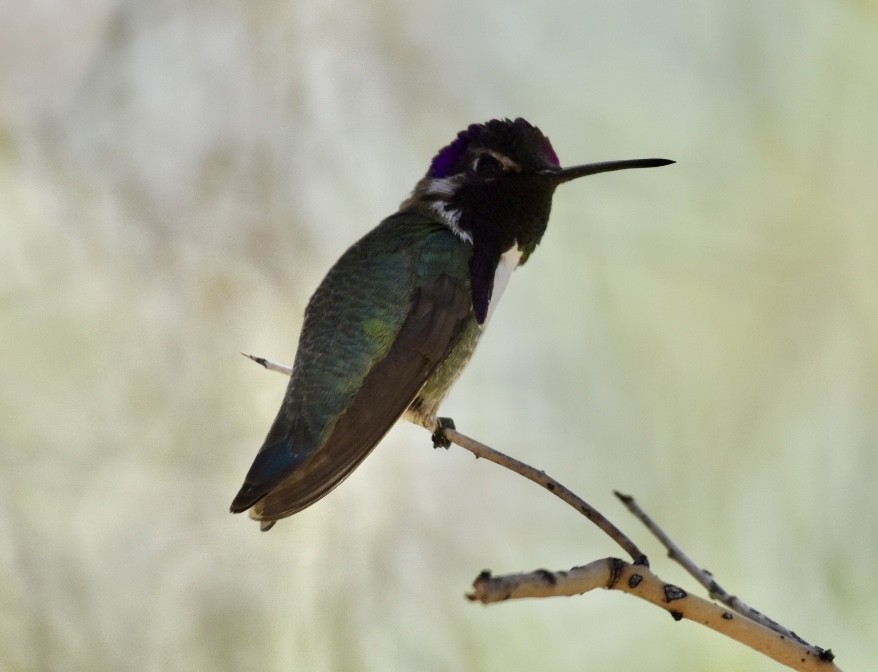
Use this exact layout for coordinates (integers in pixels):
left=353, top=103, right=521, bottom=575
left=242, top=351, right=840, bottom=672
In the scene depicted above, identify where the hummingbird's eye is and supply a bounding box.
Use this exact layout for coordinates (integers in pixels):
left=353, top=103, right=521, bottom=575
left=472, top=154, right=503, bottom=179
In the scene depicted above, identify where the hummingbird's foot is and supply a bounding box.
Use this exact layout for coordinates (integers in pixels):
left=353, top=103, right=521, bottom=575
left=432, top=417, right=456, bottom=449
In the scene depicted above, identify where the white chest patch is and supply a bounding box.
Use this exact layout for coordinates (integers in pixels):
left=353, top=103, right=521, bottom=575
left=485, top=246, right=523, bottom=324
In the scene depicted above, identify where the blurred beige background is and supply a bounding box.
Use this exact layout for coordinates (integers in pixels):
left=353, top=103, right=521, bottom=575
left=2, top=1, right=877, bottom=670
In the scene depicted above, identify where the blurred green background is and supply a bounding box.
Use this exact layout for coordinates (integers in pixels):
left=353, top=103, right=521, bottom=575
left=2, top=0, right=877, bottom=670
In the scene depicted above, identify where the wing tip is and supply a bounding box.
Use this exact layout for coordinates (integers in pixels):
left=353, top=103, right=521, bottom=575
left=230, top=438, right=306, bottom=513
left=229, top=484, right=266, bottom=514
left=229, top=485, right=281, bottom=531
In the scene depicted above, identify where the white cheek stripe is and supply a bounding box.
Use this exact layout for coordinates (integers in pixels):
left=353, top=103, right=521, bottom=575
left=429, top=201, right=472, bottom=244
left=485, top=246, right=522, bottom=324
left=423, top=176, right=459, bottom=198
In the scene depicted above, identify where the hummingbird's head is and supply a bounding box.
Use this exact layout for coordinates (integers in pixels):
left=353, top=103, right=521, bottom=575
left=401, top=118, right=673, bottom=323
left=402, top=118, right=563, bottom=255
left=403, top=118, right=671, bottom=256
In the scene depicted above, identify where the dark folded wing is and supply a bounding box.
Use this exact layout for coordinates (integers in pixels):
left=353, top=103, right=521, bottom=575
left=250, top=272, right=471, bottom=526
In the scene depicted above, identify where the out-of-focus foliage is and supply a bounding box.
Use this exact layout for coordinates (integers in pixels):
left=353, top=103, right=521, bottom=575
left=1, top=1, right=876, bottom=670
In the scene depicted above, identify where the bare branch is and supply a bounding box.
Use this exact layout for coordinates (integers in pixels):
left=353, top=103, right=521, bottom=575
left=243, top=351, right=841, bottom=671
left=244, top=351, right=645, bottom=562
left=468, top=560, right=840, bottom=672
left=443, top=427, right=646, bottom=565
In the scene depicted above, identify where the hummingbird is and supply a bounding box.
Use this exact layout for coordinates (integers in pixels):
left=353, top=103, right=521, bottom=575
left=231, top=118, right=672, bottom=530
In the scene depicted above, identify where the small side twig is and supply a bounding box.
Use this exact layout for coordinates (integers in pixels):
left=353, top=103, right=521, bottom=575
left=615, top=491, right=819, bottom=651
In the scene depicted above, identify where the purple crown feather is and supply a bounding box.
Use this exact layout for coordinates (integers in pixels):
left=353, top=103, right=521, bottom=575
left=428, top=118, right=560, bottom=179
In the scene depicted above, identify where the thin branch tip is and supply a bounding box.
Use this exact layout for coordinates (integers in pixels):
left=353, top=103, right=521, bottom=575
left=241, top=352, right=267, bottom=367
left=243, top=352, right=293, bottom=376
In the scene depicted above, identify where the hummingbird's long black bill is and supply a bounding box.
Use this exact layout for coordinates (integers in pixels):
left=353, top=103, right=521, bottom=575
left=546, top=158, right=674, bottom=184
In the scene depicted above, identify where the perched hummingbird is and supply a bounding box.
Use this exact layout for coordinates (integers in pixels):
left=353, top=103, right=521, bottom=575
left=231, top=118, right=672, bottom=530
